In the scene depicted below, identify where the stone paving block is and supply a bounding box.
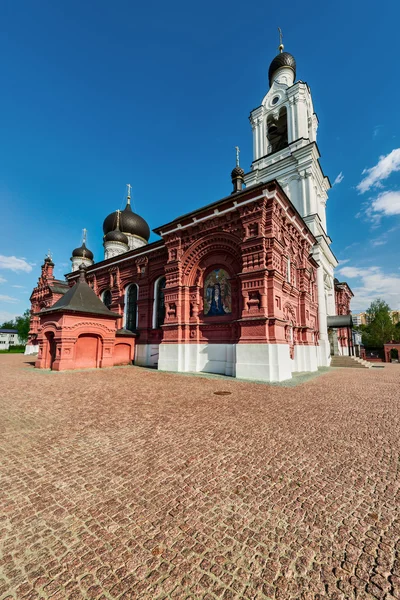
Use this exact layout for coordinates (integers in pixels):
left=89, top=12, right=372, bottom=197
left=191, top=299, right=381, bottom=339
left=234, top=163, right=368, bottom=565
left=1, top=356, right=400, bottom=599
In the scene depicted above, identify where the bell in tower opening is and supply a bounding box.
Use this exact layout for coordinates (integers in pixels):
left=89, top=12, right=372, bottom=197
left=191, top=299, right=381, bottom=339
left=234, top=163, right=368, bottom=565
left=267, top=106, right=288, bottom=153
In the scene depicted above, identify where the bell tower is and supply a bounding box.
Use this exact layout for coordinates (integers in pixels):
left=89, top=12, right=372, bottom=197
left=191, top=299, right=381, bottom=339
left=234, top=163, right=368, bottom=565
left=244, top=31, right=338, bottom=367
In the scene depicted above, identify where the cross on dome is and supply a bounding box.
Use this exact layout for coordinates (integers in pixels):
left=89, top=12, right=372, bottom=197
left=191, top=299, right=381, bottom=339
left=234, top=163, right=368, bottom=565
left=278, top=27, right=284, bottom=53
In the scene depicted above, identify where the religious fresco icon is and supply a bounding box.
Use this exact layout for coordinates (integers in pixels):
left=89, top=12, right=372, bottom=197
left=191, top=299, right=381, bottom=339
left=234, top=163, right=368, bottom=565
left=204, top=268, right=232, bottom=316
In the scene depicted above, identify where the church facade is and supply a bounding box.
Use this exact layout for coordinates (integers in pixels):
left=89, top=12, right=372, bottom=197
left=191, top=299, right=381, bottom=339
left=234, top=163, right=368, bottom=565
left=26, top=44, right=353, bottom=381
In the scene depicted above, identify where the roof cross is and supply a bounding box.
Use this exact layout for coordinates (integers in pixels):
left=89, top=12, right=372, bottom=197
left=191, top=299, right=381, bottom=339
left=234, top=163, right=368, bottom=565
left=235, top=146, right=240, bottom=167
left=278, top=27, right=284, bottom=53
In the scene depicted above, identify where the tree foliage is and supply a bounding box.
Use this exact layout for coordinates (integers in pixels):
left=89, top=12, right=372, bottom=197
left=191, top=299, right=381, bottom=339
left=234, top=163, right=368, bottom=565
left=362, top=299, right=395, bottom=348
left=15, top=309, right=31, bottom=344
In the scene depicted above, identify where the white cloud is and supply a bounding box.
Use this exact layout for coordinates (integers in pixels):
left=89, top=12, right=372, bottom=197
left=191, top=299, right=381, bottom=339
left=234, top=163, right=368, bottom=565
left=333, top=172, right=344, bottom=186
left=0, top=309, right=19, bottom=324
left=0, top=276, right=7, bottom=284
left=338, top=259, right=350, bottom=266
left=357, top=148, right=400, bottom=193
left=367, top=190, right=400, bottom=220
left=373, top=125, right=382, bottom=139
left=0, top=255, right=33, bottom=273
left=0, top=294, right=18, bottom=303
left=11, top=285, right=25, bottom=289
left=337, top=265, right=400, bottom=311
left=344, top=242, right=360, bottom=252
left=369, top=232, right=390, bottom=246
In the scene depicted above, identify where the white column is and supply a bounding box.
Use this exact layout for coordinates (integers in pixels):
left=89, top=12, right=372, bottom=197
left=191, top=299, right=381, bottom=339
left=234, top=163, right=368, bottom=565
left=295, top=98, right=308, bottom=139
left=305, top=169, right=316, bottom=215
left=300, top=171, right=307, bottom=217
left=286, top=102, right=293, bottom=143
left=289, top=98, right=297, bottom=141
left=257, top=119, right=263, bottom=158
left=252, top=123, right=257, bottom=161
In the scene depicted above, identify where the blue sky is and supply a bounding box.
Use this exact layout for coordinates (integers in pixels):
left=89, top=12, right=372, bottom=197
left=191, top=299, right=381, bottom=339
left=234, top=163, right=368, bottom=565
left=1, top=0, right=399, bottom=322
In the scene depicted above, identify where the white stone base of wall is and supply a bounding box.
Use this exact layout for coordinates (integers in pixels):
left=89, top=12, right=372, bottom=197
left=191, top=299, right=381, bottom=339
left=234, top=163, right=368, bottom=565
left=139, top=342, right=320, bottom=383
left=338, top=343, right=350, bottom=356
left=24, top=344, right=39, bottom=355
left=236, top=343, right=293, bottom=382
left=158, top=343, right=236, bottom=377
left=134, top=344, right=160, bottom=367
left=317, top=339, right=331, bottom=367
left=293, top=345, right=319, bottom=373
left=157, top=343, right=315, bottom=382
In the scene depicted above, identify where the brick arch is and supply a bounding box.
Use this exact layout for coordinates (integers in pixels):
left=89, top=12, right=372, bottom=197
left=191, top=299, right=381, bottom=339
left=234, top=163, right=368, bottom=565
left=40, top=321, right=62, bottom=333
left=182, top=232, right=242, bottom=286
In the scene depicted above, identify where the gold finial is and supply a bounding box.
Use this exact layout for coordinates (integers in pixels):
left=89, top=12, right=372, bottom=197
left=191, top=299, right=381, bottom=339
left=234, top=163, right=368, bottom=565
left=278, top=27, right=284, bottom=53
left=126, top=183, right=131, bottom=205
left=235, top=146, right=240, bottom=167
left=82, top=228, right=87, bottom=245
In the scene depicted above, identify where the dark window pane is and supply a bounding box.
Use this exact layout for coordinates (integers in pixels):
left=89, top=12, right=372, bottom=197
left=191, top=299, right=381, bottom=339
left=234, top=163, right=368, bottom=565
left=103, top=290, right=112, bottom=309
left=126, top=285, right=138, bottom=332
left=156, top=277, right=166, bottom=328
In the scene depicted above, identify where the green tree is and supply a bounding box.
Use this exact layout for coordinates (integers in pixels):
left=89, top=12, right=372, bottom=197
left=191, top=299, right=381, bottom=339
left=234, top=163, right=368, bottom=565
left=15, top=309, right=31, bottom=344
left=362, top=299, right=394, bottom=347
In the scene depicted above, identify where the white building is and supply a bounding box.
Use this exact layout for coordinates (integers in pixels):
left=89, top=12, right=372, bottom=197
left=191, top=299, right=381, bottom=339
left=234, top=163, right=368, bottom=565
left=0, top=329, right=22, bottom=350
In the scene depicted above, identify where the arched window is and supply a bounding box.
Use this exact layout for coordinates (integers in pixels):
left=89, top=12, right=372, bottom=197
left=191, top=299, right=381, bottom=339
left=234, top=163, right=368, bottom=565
left=153, top=277, right=166, bottom=328
left=125, top=284, right=138, bottom=332
left=102, top=290, right=112, bottom=309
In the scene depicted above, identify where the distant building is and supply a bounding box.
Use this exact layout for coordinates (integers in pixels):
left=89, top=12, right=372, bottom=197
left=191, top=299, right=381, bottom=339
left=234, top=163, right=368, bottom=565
left=390, top=310, right=400, bottom=325
left=352, top=310, right=399, bottom=326
left=0, top=329, right=22, bottom=350
left=352, top=312, right=368, bottom=326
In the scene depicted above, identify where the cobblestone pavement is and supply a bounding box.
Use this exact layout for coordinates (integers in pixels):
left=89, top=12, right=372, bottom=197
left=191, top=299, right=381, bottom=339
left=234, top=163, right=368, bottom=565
left=1, top=355, right=400, bottom=600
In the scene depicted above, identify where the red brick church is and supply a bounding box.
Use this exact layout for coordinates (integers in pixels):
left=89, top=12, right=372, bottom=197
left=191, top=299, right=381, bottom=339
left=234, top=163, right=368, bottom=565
left=26, top=43, right=353, bottom=381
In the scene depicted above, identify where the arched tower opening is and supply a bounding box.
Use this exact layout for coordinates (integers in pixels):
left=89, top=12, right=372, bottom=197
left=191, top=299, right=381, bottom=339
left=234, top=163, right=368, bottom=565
left=267, top=106, right=288, bottom=154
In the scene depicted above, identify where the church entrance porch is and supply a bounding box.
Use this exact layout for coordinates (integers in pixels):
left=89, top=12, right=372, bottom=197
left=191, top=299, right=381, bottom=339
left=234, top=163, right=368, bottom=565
left=327, top=315, right=354, bottom=357
left=40, top=331, right=56, bottom=369
left=384, top=343, right=400, bottom=363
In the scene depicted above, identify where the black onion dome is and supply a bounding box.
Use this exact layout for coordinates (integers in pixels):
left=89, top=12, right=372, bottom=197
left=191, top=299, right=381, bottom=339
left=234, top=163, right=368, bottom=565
left=71, top=242, right=94, bottom=260
left=231, top=165, right=245, bottom=178
left=104, top=228, right=129, bottom=245
left=268, top=52, right=296, bottom=86
left=103, top=203, right=150, bottom=242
